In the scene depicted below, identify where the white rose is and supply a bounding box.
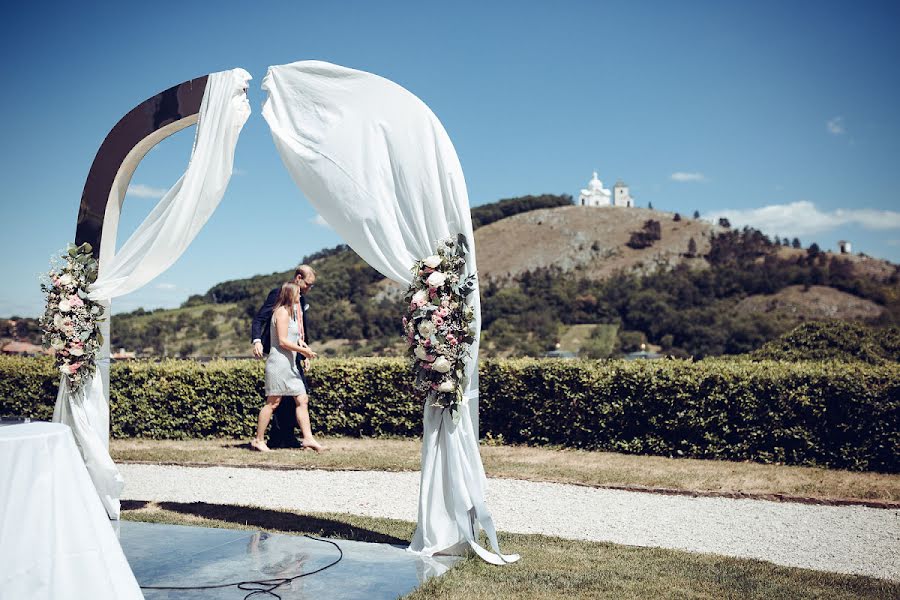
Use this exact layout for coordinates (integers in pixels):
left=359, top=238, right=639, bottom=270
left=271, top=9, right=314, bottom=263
left=50, top=338, right=65, bottom=351
left=412, top=289, right=429, bottom=305
left=426, top=271, right=447, bottom=288
left=58, top=274, right=73, bottom=286
left=414, top=345, right=429, bottom=360
left=69, top=347, right=84, bottom=357
left=58, top=299, right=72, bottom=313
left=423, top=255, right=442, bottom=268
left=53, top=314, right=64, bottom=328
left=437, top=379, right=455, bottom=392
left=432, top=356, right=452, bottom=373
left=417, top=320, right=435, bottom=338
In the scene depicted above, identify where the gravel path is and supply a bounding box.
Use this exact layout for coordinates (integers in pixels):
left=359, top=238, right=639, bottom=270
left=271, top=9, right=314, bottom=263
left=120, top=464, right=900, bottom=582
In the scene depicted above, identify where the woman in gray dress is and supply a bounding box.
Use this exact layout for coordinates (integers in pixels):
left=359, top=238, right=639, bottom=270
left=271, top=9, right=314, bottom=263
left=251, top=282, right=323, bottom=452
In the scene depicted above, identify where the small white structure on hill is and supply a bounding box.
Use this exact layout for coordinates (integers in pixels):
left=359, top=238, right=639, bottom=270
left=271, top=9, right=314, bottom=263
left=579, top=172, right=633, bottom=207
left=613, top=180, right=633, bottom=207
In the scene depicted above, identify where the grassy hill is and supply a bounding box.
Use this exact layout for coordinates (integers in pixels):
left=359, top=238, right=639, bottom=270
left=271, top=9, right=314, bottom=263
left=8, top=194, right=896, bottom=359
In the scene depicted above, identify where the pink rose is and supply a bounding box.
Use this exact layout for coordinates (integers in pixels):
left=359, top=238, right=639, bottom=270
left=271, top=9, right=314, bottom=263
left=432, top=314, right=443, bottom=326
left=422, top=362, right=432, bottom=370
left=438, top=307, right=450, bottom=317
left=448, top=337, right=459, bottom=346
left=68, top=362, right=82, bottom=374
left=423, top=339, right=432, bottom=347
left=429, top=289, right=438, bottom=299
left=68, top=295, right=84, bottom=308
left=415, top=298, right=426, bottom=308
left=409, top=302, right=417, bottom=312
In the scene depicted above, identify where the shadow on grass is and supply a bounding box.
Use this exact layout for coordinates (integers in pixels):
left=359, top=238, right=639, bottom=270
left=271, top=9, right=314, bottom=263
left=145, top=501, right=408, bottom=545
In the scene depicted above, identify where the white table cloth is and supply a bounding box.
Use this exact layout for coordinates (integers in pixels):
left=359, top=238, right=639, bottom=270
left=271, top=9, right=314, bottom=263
left=0, top=422, right=143, bottom=599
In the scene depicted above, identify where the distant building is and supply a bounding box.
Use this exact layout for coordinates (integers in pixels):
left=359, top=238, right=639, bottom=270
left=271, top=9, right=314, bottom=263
left=544, top=349, right=577, bottom=359
left=838, top=240, right=852, bottom=254
left=624, top=349, right=662, bottom=360
left=579, top=172, right=633, bottom=207
left=1, top=341, right=47, bottom=355
left=111, top=347, right=136, bottom=360
left=579, top=172, right=611, bottom=206
left=613, top=180, right=633, bottom=207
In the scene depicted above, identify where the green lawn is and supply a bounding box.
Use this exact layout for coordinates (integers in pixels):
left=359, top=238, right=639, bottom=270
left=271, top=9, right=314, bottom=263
left=122, top=501, right=900, bottom=600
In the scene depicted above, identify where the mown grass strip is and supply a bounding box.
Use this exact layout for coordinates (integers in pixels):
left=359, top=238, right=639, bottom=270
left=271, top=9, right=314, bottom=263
left=122, top=501, right=900, bottom=600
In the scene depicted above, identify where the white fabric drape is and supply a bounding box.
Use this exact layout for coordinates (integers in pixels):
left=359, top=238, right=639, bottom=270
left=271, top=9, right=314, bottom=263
left=53, top=68, right=251, bottom=519
left=262, top=60, right=518, bottom=564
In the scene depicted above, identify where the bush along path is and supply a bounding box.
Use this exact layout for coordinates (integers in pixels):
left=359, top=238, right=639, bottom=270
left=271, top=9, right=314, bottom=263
left=2, top=356, right=898, bottom=472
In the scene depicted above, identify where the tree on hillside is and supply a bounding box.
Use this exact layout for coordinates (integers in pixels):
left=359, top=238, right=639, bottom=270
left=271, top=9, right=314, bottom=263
left=470, top=194, right=573, bottom=229
left=792, top=238, right=801, bottom=249
left=718, top=217, right=731, bottom=228
left=807, top=243, right=821, bottom=258
left=648, top=202, right=654, bottom=210
left=693, top=210, right=700, bottom=219
left=687, top=237, right=698, bottom=257
left=627, top=219, right=662, bottom=249
left=673, top=213, right=682, bottom=222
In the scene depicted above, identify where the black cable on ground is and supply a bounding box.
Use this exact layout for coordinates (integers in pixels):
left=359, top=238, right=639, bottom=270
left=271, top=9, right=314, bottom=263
left=140, top=534, right=343, bottom=600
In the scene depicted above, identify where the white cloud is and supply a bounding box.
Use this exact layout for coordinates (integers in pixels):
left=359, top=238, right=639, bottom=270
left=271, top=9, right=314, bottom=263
left=706, top=201, right=900, bottom=238
left=670, top=172, right=707, bottom=183
left=155, top=283, right=177, bottom=290
left=827, top=116, right=845, bottom=135
left=311, top=214, right=332, bottom=229
left=127, top=183, right=168, bottom=199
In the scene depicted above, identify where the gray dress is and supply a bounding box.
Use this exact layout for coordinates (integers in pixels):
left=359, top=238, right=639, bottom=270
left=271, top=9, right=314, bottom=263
left=264, top=311, right=307, bottom=396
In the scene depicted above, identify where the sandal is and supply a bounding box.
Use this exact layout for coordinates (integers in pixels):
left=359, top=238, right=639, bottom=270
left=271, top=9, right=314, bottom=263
left=250, top=439, right=271, bottom=452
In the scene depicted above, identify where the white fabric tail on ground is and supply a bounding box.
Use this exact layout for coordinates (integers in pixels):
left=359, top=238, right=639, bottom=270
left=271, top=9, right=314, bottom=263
left=262, top=60, right=517, bottom=564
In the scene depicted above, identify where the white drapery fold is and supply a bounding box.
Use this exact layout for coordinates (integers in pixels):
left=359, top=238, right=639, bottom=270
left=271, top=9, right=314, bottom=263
left=262, top=60, right=518, bottom=564
left=52, top=68, right=251, bottom=518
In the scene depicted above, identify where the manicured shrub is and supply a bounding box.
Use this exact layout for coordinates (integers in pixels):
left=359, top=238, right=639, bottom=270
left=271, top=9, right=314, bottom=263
left=1, top=355, right=896, bottom=472
left=750, top=321, right=899, bottom=364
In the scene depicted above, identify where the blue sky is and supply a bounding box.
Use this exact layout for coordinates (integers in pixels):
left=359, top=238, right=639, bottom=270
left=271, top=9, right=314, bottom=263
left=2, top=0, right=899, bottom=317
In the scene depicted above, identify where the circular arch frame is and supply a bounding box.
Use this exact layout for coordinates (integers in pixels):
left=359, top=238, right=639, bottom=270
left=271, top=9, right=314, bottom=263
left=74, top=75, right=209, bottom=266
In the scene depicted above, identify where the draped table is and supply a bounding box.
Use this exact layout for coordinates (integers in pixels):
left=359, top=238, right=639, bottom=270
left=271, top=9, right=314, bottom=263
left=0, top=422, right=143, bottom=599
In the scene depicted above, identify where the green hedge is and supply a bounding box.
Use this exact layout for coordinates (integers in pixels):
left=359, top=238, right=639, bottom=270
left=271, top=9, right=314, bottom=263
left=1, top=356, right=897, bottom=472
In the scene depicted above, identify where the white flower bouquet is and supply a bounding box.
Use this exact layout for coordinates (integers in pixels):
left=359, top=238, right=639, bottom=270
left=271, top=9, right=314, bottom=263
left=403, top=234, right=477, bottom=423
left=40, top=242, right=105, bottom=394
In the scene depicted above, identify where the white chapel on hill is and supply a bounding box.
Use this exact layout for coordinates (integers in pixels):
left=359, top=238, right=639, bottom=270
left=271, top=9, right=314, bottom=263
left=579, top=171, right=633, bottom=207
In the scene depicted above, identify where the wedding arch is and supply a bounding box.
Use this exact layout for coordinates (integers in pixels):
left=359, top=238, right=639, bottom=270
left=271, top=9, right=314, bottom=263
left=56, top=62, right=518, bottom=565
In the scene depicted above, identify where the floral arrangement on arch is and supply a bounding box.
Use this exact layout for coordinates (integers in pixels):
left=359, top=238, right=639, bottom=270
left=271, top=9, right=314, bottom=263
left=40, top=242, right=105, bottom=394
left=403, top=234, right=477, bottom=422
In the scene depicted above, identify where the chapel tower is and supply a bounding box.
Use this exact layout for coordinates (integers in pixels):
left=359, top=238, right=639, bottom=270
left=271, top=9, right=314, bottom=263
left=613, top=180, right=633, bottom=207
